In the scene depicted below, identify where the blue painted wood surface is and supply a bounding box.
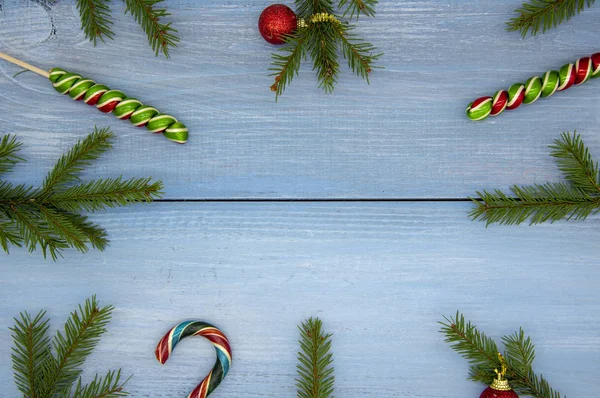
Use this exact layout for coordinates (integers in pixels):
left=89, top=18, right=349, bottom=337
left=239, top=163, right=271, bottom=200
left=1, top=1, right=600, bottom=397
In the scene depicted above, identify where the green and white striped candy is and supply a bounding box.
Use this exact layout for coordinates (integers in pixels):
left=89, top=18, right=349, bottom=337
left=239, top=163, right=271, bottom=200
left=164, top=122, right=189, bottom=144
left=541, top=70, right=559, bottom=98
left=114, top=98, right=143, bottom=120
left=466, top=52, right=600, bottom=121
left=130, top=106, right=159, bottom=127
left=523, top=76, right=542, bottom=104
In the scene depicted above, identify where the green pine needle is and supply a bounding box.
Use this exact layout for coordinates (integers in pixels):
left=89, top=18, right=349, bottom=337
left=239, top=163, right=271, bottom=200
left=124, top=0, right=181, bottom=58
left=440, top=312, right=564, bottom=398
left=507, top=0, right=596, bottom=37
left=10, top=296, right=130, bottom=398
left=296, top=318, right=335, bottom=398
left=270, top=0, right=381, bottom=98
left=0, top=127, right=163, bottom=259
left=76, top=0, right=115, bottom=45
left=470, top=132, right=600, bottom=225
left=75, top=0, right=179, bottom=57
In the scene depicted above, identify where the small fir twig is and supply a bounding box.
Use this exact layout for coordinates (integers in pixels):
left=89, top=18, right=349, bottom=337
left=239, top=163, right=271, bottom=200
left=76, top=0, right=114, bottom=45
left=470, top=131, right=600, bottom=225
left=439, top=311, right=565, bottom=398
left=75, top=0, right=179, bottom=57
left=507, top=0, right=596, bottom=37
left=10, top=296, right=130, bottom=397
left=270, top=0, right=382, bottom=99
left=0, top=127, right=163, bottom=259
left=295, top=318, right=335, bottom=398
left=124, top=0, right=180, bottom=58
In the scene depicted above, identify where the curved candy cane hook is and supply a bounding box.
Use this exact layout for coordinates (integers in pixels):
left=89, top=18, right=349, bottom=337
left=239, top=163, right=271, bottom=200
left=155, top=321, right=232, bottom=398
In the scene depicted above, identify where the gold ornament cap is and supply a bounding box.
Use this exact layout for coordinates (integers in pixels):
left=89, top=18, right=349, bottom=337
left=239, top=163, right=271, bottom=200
left=490, top=353, right=513, bottom=391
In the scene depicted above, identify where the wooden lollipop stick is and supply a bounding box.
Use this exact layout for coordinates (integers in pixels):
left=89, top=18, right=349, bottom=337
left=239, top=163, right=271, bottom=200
left=0, top=52, right=49, bottom=78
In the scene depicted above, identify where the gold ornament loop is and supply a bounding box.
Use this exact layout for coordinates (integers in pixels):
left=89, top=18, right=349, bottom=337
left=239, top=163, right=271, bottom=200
left=490, top=353, right=513, bottom=391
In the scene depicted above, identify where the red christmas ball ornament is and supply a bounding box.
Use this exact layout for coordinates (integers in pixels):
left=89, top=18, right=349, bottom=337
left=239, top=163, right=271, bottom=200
left=480, top=355, right=519, bottom=398
left=258, top=4, right=297, bottom=44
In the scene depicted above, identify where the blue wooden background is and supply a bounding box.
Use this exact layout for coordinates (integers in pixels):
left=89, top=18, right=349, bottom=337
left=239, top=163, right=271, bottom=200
left=1, top=0, right=599, bottom=396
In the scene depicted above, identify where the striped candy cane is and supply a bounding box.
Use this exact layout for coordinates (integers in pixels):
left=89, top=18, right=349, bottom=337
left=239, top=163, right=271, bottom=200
left=156, top=321, right=232, bottom=398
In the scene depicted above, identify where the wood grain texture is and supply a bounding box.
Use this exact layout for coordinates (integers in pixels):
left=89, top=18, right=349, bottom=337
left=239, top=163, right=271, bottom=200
left=1, top=203, right=599, bottom=397
left=1, top=1, right=600, bottom=397
left=0, top=0, right=599, bottom=198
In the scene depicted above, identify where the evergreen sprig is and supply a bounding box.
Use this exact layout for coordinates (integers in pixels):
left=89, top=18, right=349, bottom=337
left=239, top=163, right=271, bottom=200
left=76, top=0, right=114, bottom=46
left=507, top=0, right=596, bottom=37
left=124, top=0, right=180, bottom=58
left=270, top=0, right=382, bottom=99
left=0, top=127, right=163, bottom=259
left=75, top=0, right=179, bottom=58
left=440, top=311, right=565, bottom=398
left=10, top=296, right=130, bottom=398
left=295, top=318, right=335, bottom=398
left=470, top=132, right=600, bottom=225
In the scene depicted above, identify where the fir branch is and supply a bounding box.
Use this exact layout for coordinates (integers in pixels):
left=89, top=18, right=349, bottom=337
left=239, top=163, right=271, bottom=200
left=306, top=21, right=341, bottom=93
left=270, top=32, right=309, bottom=99
left=10, top=297, right=130, bottom=398
left=0, top=128, right=163, bottom=259
left=438, top=311, right=501, bottom=384
left=10, top=310, right=52, bottom=398
left=49, top=177, right=162, bottom=212
left=549, top=131, right=600, bottom=194
left=72, top=369, right=130, bottom=398
left=332, top=23, right=381, bottom=81
left=0, top=134, right=24, bottom=175
left=0, top=216, right=22, bottom=253
left=76, top=0, right=115, bottom=45
left=507, top=0, right=596, bottom=37
left=124, top=0, right=180, bottom=58
left=441, top=312, right=565, bottom=398
left=470, top=183, right=599, bottom=225
left=9, top=203, right=69, bottom=260
left=270, top=0, right=381, bottom=97
left=295, top=317, right=335, bottom=398
left=296, top=0, right=335, bottom=18
left=36, top=206, right=105, bottom=254
left=43, top=127, right=114, bottom=194
left=41, top=296, right=114, bottom=395
left=470, top=132, right=600, bottom=225
left=339, top=0, right=377, bottom=19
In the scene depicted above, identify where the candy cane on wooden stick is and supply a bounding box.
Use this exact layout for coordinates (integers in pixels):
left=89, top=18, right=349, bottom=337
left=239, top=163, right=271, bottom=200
left=0, top=52, right=188, bottom=144
left=466, top=52, right=600, bottom=121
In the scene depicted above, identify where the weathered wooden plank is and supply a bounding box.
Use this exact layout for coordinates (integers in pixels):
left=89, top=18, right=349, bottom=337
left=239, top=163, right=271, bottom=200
left=1, top=202, right=598, bottom=396
left=1, top=1, right=599, bottom=198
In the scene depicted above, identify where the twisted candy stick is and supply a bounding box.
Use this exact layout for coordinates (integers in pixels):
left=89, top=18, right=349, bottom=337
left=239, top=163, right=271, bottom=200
left=49, top=68, right=188, bottom=144
left=467, top=53, right=600, bottom=121
left=0, top=52, right=188, bottom=144
left=156, top=321, right=232, bottom=398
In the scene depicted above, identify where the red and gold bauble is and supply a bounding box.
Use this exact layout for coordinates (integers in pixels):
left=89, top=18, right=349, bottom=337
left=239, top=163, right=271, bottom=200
left=480, top=357, right=519, bottom=398
left=258, top=4, right=297, bottom=44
